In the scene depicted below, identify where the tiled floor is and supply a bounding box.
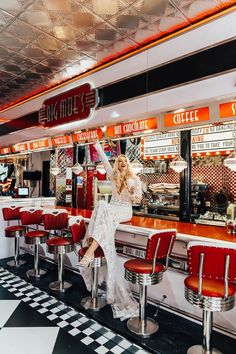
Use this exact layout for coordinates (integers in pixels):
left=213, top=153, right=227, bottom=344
left=0, top=267, right=148, bottom=354
left=0, top=254, right=235, bottom=354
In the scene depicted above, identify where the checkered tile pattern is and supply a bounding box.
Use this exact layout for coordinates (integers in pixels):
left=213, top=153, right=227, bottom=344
left=0, top=267, right=148, bottom=354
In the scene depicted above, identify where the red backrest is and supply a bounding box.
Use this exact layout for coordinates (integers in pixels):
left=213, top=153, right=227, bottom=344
left=42, top=211, right=68, bottom=230
left=20, top=208, right=43, bottom=226
left=69, top=219, right=86, bottom=244
left=146, top=229, right=176, bottom=261
left=187, top=242, right=236, bottom=282
left=2, top=206, right=21, bottom=221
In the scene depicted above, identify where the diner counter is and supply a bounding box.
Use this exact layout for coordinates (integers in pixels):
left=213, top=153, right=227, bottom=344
left=65, top=207, right=236, bottom=245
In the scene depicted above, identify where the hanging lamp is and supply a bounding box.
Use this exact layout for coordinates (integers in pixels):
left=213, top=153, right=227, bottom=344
left=169, top=132, right=187, bottom=173
left=50, top=150, right=61, bottom=176
left=71, top=144, right=84, bottom=175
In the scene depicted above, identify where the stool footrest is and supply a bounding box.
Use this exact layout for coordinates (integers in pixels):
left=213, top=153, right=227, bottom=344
left=49, top=280, right=72, bottom=292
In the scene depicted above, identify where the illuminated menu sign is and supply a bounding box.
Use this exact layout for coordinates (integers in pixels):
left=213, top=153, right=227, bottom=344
left=142, top=124, right=234, bottom=159
left=164, top=107, right=209, bottom=127
left=29, top=139, right=50, bottom=150
left=72, top=128, right=103, bottom=143
left=106, top=117, right=157, bottom=137
left=38, top=83, right=98, bottom=128
left=12, top=143, right=28, bottom=153
left=52, top=135, right=71, bottom=147
left=219, top=101, right=236, bottom=118
left=0, top=147, right=11, bottom=155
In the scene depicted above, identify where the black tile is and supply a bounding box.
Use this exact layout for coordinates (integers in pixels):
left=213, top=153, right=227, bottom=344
left=0, top=284, right=17, bottom=300
left=4, top=301, right=55, bottom=328
left=52, top=329, right=94, bottom=354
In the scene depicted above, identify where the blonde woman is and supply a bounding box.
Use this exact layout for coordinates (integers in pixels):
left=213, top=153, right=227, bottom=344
left=79, top=141, right=142, bottom=320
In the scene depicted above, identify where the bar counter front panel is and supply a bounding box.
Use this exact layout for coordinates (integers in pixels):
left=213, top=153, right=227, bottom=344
left=1, top=203, right=236, bottom=336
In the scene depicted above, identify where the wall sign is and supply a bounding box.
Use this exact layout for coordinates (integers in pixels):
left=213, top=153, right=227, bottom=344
left=12, top=143, right=28, bottom=153
left=106, top=117, right=157, bottom=138
left=219, top=101, right=236, bottom=118
left=142, top=124, right=235, bottom=159
left=164, top=107, right=210, bottom=127
left=29, top=138, right=50, bottom=150
left=52, top=134, right=71, bottom=147
left=72, top=128, right=103, bottom=143
left=38, top=83, right=98, bottom=128
left=0, top=147, right=11, bottom=155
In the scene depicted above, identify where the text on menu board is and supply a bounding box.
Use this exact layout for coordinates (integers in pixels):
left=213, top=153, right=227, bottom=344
left=142, top=124, right=235, bottom=158
left=38, top=83, right=98, bottom=128
left=106, top=117, right=157, bottom=137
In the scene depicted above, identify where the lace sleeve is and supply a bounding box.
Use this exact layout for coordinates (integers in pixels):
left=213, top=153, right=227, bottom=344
left=131, top=177, right=142, bottom=204
left=94, top=142, right=113, bottom=177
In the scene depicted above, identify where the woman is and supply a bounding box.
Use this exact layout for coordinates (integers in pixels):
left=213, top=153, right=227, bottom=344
left=79, top=141, right=142, bottom=320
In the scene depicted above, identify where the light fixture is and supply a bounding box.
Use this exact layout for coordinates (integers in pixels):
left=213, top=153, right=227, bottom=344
left=50, top=167, right=61, bottom=176
left=224, top=122, right=236, bottom=172
left=96, top=163, right=106, bottom=174
left=50, top=150, right=61, bottom=176
left=169, top=132, right=187, bottom=173
left=71, top=144, right=84, bottom=175
left=130, top=159, right=143, bottom=174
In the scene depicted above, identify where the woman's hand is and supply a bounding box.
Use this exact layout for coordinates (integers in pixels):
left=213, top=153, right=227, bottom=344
left=129, top=186, right=135, bottom=195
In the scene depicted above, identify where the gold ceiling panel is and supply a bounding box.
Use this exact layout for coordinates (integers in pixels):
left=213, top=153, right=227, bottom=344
left=0, top=0, right=235, bottom=109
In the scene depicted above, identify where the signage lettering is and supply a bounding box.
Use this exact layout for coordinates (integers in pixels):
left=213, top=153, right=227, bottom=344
left=39, top=83, right=98, bottom=128
left=0, top=147, right=11, bottom=155
left=165, top=107, right=209, bottom=127
left=12, top=143, right=28, bottom=152
left=220, top=101, right=236, bottom=118
left=107, top=117, right=157, bottom=137
left=142, top=123, right=234, bottom=159
left=52, top=135, right=71, bottom=147
left=29, top=139, right=49, bottom=150
left=72, top=128, right=103, bottom=143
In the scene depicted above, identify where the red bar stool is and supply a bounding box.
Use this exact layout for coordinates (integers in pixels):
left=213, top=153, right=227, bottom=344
left=2, top=206, right=26, bottom=267
left=124, top=229, right=176, bottom=337
left=42, top=209, right=69, bottom=237
left=69, top=217, right=107, bottom=311
left=184, top=241, right=236, bottom=354
left=46, top=216, right=85, bottom=292
left=20, top=207, right=49, bottom=278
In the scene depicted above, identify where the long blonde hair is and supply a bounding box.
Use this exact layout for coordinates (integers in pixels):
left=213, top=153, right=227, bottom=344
left=112, top=154, right=135, bottom=194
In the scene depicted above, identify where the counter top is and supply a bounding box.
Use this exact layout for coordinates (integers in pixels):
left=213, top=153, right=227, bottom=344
left=64, top=207, right=236, bottom=244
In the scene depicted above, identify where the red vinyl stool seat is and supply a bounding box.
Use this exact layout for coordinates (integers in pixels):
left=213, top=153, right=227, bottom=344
left=124, top=229, right=176, bottom=337
left=20, top=207, right=49, bottom=279
left=3, top=206, right=26, bottom=267
left=46, top=217, right=86, bottom=292
left=184, top=241, right=236, bottom=354
left=69, top=217, right=107, bottom=311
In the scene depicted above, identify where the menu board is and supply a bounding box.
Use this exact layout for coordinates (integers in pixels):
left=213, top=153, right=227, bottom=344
left=142, top=124, right=235, bottom=159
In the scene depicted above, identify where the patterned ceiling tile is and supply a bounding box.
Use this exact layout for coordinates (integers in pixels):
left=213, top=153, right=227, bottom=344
left=0, top=0, right=33, bottom=16
left=0, top=0, right=234, bottom=110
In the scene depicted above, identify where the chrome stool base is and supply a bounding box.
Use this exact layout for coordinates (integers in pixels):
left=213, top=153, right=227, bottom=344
left=7, top=259, right=26, bottom=267
left=127, top=317, right=159, bottom=337
left=49, top=280, right=72, bottom=292
left=81, top=296, right=107, bottom=311
left=187, top=345, right=222, bottom=354
left=27, top=268, right=47, bottom=278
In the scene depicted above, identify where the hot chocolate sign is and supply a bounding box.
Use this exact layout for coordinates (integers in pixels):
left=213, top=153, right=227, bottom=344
left=38, top=83, right=98, bottom=128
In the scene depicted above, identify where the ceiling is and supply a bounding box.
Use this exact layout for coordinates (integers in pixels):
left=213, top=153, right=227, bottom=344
left=0, top=0, right=235, bottom=115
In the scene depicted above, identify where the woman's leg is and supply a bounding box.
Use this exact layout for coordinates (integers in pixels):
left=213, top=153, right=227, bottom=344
left=79, top=239, right=99, bottom=266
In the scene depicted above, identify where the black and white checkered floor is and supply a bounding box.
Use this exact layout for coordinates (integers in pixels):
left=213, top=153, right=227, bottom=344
left=0, top=254, right=235, bottom=354
left=0, top=267, right=148, bottom=354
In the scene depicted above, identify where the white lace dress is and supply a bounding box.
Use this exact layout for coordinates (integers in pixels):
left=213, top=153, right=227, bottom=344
left=80, top=142, right=142, bottom=320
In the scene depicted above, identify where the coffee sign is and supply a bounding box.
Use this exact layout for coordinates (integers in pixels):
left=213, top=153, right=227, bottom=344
left=39, top=83, right=98, bottom=128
